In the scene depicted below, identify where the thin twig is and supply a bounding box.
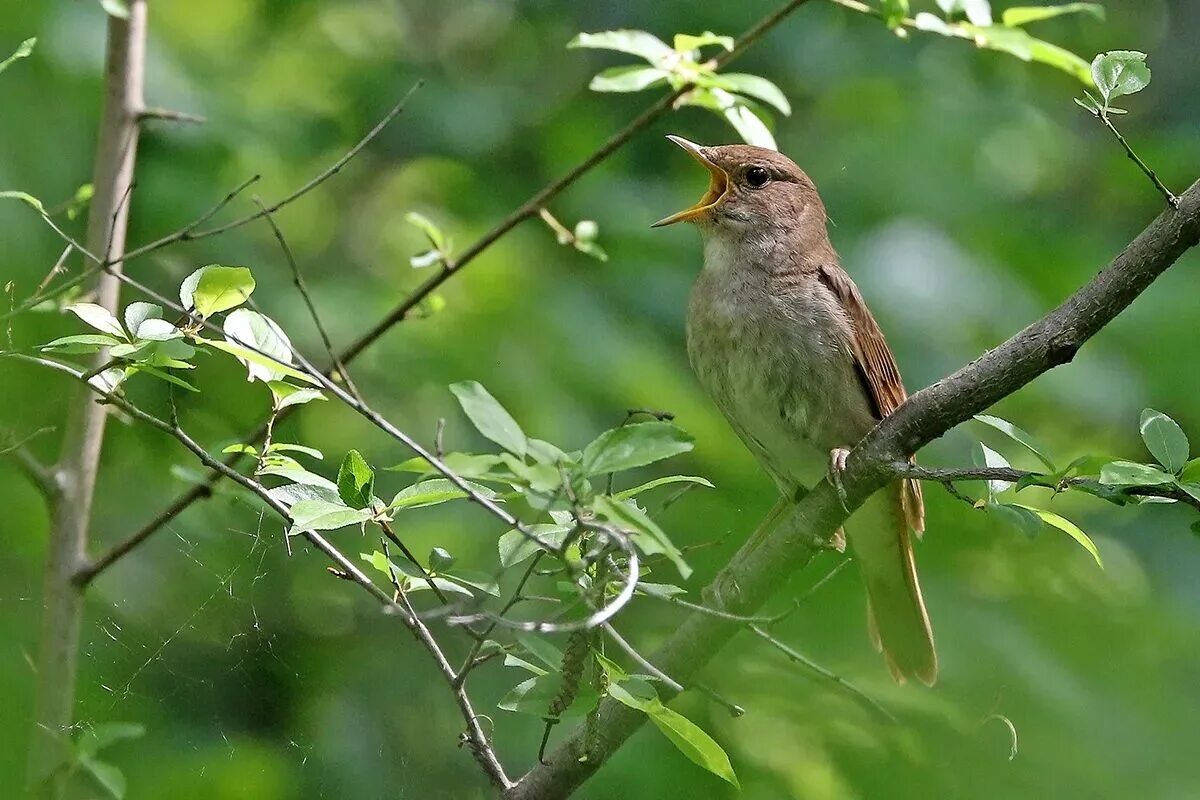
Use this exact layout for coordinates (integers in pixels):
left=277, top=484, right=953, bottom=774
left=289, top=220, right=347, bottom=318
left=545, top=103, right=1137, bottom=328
left=1099, top=112, right=1180, bottom=209
left=601, top=623, right=683, bottom=693
left=136, top=106, right=205, bottom=124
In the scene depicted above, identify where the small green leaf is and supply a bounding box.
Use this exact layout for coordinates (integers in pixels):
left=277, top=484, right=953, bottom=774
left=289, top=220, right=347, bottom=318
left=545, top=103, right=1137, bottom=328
left=386, top=452, right=508, bottom=480
left=1001, top=3, right=1104, bottom=27
left=123, top=302, right=162, bottom=337
left=516, top=632, right=565, bottom=671
left=1180, top=458, right=1200, bottom=485
left=498, top=525, right=571, bottom=567
left=498, top=673, right=599, bottom=718
left=405, top=211, right=445, bottom=249
left=268, top=381, right=326, bottom=410
left=1174, top=482, right=1200, bottom=504
left=429, top=546, right=455, bottom=572
left=974, top=441, right=1013, bottom=498
left=0, top=37, right=35, bottom=75
left=987, top=501, right=1042, bottom=539
left=337, top=449, right=375, bottom=509
left=0, top=190, right=45, bottom=213
left=267, top=482, right=342, bottom=508
left=592, top=495, right=690, bottom=578
left=1099, top=460, right=1174, bottom=486
left=974, top=414, right=1056, bottom=471
left=289, top=498, right=372, bottom=534
left=260, top=464, right=338, bottom=491
left=179, top=266, right=255, bottom=319
left=212, top=308, right=309, bottom=384
left=1012, top=504, right=1103, bottom=568
left=588, top=65, right=669, bottom=92
left=964, top=24, right=1091, bottom=84
left=442, top=570, right=501, bottom=597
left=222, top=443, right=258, bottom=455
left=266, top=443, right=323, bottom=460
left=647, top=701, right=739, bottom=787
left=41, top=334, right=123, bottom=354
left=128, top=364, right=200, bottom=392
left=66, top=303, right=126, bottom=338
left=390, top=478, right=496, bottom=510
left=881, top=0, right=910, bottom=30
left=673, top=32, right=734, bottom=53
left=614, top=475, right=714, bottom=500
left=1139, top=409, right=1189, bottom=474
left=1091, top=50, right=1150, bottom=103
left=567, top=30, right=674, bottom=64
left=361, top=550, right=394, bottom=578
left=713, top=73, right=791, bottom=115
left=449, top=381, right=527, bottom=458
left=636, top=582, right=688, bottom=598
left=581, top=421, right=694, bottom=476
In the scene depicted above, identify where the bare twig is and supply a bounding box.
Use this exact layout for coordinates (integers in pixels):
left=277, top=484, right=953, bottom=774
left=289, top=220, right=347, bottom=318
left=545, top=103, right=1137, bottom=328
left=136, top=106, right=205, bottom=124
left=601, top=623, right=682, bottom=694
left=9, top=444, right=59, bottom=500
left=1099, top=112, right=1180, bottom=209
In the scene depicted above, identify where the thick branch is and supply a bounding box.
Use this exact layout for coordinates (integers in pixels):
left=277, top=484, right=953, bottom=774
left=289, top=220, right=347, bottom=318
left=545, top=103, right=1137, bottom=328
left=508, top=183, right=1200, bottom=799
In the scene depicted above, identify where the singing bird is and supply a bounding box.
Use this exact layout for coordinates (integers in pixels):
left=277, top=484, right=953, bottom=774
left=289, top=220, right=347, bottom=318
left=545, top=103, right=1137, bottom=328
left=654, top=136, right=936, bottom=685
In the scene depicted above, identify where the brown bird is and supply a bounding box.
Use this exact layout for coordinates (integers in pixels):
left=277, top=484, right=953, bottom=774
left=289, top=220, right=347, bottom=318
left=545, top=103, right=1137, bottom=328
left=654, top=136, right=936, bottom=685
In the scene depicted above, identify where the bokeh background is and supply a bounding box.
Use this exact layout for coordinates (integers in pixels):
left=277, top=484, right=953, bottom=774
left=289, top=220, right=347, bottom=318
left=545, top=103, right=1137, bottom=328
left=3, top=1, right=1199, bottom=798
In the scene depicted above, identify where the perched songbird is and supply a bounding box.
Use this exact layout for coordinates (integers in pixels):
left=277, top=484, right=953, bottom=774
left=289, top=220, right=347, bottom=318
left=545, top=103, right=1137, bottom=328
left=654, top=136, right=936, bottom=685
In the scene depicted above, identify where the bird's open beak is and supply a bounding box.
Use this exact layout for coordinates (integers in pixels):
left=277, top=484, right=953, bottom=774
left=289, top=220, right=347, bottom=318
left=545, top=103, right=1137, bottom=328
left=652, top=135, right=729, bottom=227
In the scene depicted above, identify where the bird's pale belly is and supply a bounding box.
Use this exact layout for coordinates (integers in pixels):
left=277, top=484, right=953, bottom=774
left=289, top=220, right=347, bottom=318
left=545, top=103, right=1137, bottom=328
left=686, top=279, right=876, bottom=491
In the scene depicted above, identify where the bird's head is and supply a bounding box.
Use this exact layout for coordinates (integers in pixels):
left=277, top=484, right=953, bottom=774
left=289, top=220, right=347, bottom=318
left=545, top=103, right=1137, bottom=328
left=653, top=136, right=830, bottom=251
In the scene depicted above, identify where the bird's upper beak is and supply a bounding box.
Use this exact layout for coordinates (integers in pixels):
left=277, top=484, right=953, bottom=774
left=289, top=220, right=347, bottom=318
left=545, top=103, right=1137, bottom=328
left=652, top=135, right=729, bottom=227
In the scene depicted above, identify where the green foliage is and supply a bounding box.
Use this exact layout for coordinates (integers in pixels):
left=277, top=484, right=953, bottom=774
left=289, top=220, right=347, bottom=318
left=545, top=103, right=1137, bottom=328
left=450, top=380, right=528, bottom=458
left=0, top=37, right=35, bottom=75
left=337, top=449, right=375, bottom=509
left=405, top=211, right=453, bottom=269
left=72, top=722, right=144, bottom=799
left=1139, top=409, right=1188, bottom=474
left=1076, top=51, right=1150, bottom=116
left=179, top=265, right=255, bottom=319
left=581, top=421, right=694, bottom=476
left=569, top=28, right=788, bottom=148
left=1001, top=4, right=1104, bottom=27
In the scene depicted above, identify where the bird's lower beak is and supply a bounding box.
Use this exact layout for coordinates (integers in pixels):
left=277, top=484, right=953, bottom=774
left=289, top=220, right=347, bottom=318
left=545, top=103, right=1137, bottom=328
left=652, top=135, right=729, bottom=227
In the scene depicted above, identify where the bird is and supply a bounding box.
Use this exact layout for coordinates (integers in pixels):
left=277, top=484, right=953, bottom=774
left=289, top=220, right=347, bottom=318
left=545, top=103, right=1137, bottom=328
left=653, top=135, right=936, bottom=685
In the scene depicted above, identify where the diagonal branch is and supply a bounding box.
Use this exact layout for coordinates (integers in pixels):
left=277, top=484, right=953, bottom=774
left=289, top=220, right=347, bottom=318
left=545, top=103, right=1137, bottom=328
left=507, top=182, right=1200, bottom=800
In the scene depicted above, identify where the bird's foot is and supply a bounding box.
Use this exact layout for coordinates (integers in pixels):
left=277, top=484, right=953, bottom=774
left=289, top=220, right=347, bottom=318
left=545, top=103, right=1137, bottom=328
left=827, top=447, right=851, bottom=513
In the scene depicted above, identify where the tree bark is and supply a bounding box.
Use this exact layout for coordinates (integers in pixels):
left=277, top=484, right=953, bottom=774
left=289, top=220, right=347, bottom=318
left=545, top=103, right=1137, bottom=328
left=506, top=179, right=1200, bottom=800
left=27, top=3, right=146, bottom=795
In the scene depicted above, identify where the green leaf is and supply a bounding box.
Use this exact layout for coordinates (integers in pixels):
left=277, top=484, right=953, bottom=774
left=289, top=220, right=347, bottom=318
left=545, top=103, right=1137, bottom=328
left=1180, top=458, right=1200, bottom=485
left=721, top=99, right=776, bottom=149
left=588, top=65, right=669, bottom=92
left=404, top=211, right=445, bottom=249
left=1139, top=409, right=1189, bottom=474
left=66, top=303, right=126, bottom=338
left=133, top=318, right=181, bottom=342
left=962, top=24, right=1091, bottom=84
left=442, top=570, right=501, bottom=597
left=498, top=524, right=571, bottom=567
left=581, top=421, right=694, bottom=476
left=97, top=0, right=130, bottom=18
left=974, top=414, right=1056, bottom=471
left=614, top=475, right=714, bottom=500
left=260, top=464, right=338, bottom=491
left=0, top=190, right=45, bottom=213
left=592, top=495, right=690, bottom=579
left=713, top=73, right=791, bottom=115
left=516, top=632, right=565, bottom=670
left=179, top=266, right=255, bottom=319
left=673, top=32, right=734, bottom=53
left=987, top=501, right=1042, bottom=539
left=1174, top=482, right=1200, bottom=504
left=386, top=452, right=508, bottom=480
left=498, top=673, right=599, bottom=718
left=1099, top=460, right=1174, bottom=486
left=567, top=30, right=674, bottom=64
left=646, top=701, right=739, bottom=787
left=974, top=441, right=1013, bottom=498
left=222, top=443, right=258, bottom=455
left=637, top=582, right=688, bottom=598
left=449, top=381, right=527, bottom=458
left=1074, top=93, right=1102, bottom=115
left=129, top=364, right=199, bottom=392
left=361, top=550, right=394, bottom=578
left=268, top=381, right=326, bottom=410
left=881, top=0, right=910, bottom=29
left=266, top=443, right=323, bottom=460
left=504, top=653, right=548, bottom=676
left=267, top=482, right=342, bottom=508
left=123, top=302, right=162, bottom=337
left=337, top=449, right=375, bottom=509
left=1092, top=51, right=1150, bottom=103
left=77, top=722, right=144, bottom=758
left=0, top=37, right=36, bottom=75
left=288, top=498, right=372, bottom=534
left=41, top=334, right=123, bottom=354
left=1012, top=504, right=1103, bottom=568
left=81, top=757, right=126, bottom=799
left=429, top=546, right=455, bottom=572
left=213, top=308, right=309, bottom=384
left=1001, top=3, right=1104, bottom=27
left=389, top=478, right=496, bottom=510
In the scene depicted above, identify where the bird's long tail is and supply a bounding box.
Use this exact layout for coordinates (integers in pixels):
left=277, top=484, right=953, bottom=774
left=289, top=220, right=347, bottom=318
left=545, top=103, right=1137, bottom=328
left=849, top=481, right=937, bottom=686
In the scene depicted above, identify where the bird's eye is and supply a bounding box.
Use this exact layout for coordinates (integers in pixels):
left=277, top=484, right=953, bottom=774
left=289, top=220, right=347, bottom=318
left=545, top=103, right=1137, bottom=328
left=745, top=166, right=770, bottom=188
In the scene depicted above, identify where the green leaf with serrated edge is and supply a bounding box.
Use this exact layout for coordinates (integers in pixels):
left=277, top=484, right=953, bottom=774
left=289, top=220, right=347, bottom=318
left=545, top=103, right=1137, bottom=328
left=592, top=495, right=690, bottom=578
left=1002, top=3, right=1103, bottom=27
left=404, top=211, right=445, bottom=249
left=498, top=673, right=599, bottom=717
left=1099, top=460, right=1173, bottom=486
left=973, top=414, right=1056, bottom=471
left=179, top=266, right=255, bottom=319
left=673, top=32, right=734, bottom=53
left=0, top=190, right=44, bottom=213
left=389, top=478, right=495, bottom=510
left=498, top=525, right=570, bottom=567
left=266, top=443, right=323, bottom=460
left=268, top=381, right=325, bottom=410
left=449, top=381, right=527, bottom=458
left=645, top=701, right=739, bottom=787
left=288, top=499, right=371, bottom=534
left=589, top=65, right=669, bottom=92
left=1092, top=50, right=1149, bottom=103
left=614, top=475, right=714, bottom=500
left=0, top=37, right=35, bottom=75
left=581, top=421, right=694, bottom=476
left=517, top=632, right=565, bottom=670
left=1012, top=504, right=1103, bottom=568
left=567, top=30, right=674, bottom=64
left=987, top=501, right=1042, bottom=539
left=66, top=303, right=126, bottom=338
left=42, top=334, right=123, bottom=353
left=337, top=449, right=374, bottom=509
left=712, top=73, right=791, bottom=115
left=1139, top=409, right=1189, bottom=474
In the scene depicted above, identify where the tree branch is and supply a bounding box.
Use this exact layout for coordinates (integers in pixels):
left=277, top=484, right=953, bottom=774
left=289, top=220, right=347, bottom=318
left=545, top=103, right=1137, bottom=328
left=507, top=182, right=1200, bottom=799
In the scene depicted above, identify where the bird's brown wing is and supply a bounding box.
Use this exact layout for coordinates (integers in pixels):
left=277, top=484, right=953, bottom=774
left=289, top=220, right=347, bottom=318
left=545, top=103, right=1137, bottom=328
left=815, top=262, right=924, bottom=533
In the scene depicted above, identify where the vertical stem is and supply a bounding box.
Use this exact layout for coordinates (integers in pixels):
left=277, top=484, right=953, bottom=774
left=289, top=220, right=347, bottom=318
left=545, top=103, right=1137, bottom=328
left=1101, top=111, right=1180, bottom=209
left=27, top=3, right=146, bottom=795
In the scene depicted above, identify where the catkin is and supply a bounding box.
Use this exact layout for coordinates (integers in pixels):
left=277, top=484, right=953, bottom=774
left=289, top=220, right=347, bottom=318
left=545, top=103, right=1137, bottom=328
left=547, top=628, right=591, bottom=718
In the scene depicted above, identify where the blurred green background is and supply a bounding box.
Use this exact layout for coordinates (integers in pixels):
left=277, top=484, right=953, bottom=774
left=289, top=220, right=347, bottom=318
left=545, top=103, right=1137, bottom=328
left=3, top=1, right=1199, bottom=798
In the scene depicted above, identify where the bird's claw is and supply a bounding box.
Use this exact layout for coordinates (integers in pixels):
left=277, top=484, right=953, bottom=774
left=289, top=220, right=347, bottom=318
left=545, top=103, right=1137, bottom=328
left=828, top=447, right=851, bottom=513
